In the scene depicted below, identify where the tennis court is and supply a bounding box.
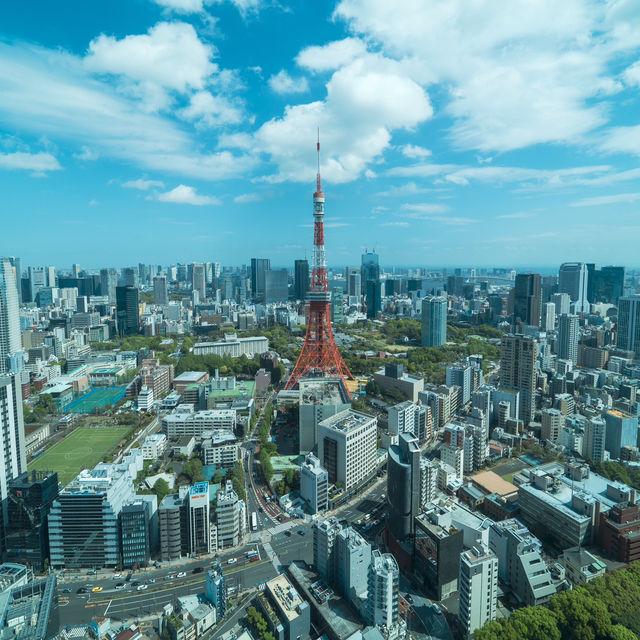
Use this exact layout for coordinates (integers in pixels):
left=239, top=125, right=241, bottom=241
left=28, top=426, right=130, bottom=485
left=66, top=387, right=126, bottom=414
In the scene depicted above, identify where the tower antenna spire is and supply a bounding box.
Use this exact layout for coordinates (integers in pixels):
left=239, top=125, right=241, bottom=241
left=316, top=127, right=321, bottom=193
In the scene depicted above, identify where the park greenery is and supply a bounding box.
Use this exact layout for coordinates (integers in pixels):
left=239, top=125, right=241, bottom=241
left=247, top=606, right=276, bottom=640
left=226, top=461, right=246, bottom=501
left=275, top=468, right=300, bottom=497
left=590, top=460, right=640, bottom=492
left=175, top=352, right=261, bottom=378
left=181, top=457, right=204, bottom=484
left=475, top=561, right=640, bottom=640
left=23, top=394, right=56, bottom=423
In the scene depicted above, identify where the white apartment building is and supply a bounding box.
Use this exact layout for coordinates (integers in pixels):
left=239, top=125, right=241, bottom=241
left=162, top=408, right=236, bottom=438
left=458, top=545, right=498, bottom=637
left=201, top=431, right=238, bottom=467
left=193, top=333, right=268, bottom=358
left=317, top=410, right=377, bottom=493
left=142, top=433, right=167, bottom=460
left=300, top=453, right=329, bottom=514
left=441, top=443, right=464, bottom=481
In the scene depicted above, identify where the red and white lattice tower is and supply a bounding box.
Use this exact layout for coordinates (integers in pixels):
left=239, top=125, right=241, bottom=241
left=284, top=137, right=353, bottom=393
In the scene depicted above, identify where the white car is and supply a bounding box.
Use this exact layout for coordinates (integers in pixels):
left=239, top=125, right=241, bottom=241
left=228, top=558, right=237, bottom=565
left=177, top=572, right=186, bottom=578
left=137, top=584, right=148, bottom=591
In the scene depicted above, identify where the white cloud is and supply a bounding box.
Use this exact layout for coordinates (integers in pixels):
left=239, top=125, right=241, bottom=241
left=376, top=182, right=434, bottom=197
left=623, top=60, right=640, bottom=87
left=268, top=70, right=309, bottom=94
left=123, top=178, right=165, bottom=190
left=381, top=221, right=409, bottom=227
left=570, top=193, right=640, bottom=207
left=0, top=151, right=61, bottom=171
left=157, top=184, right=221, bottom=205
left=234, top=192, right=262, bottom=203
left=601, top=125, right=640, bottom=156
left=334, top=0, right=639, bottom=152
left=401, top=203, right=450, bottom=214
left=296, top=38, right=368, bottom=72
left=85, top=22, right=217, bottom=109
left=0, top=41, right=254, bottom=180
left=256, top=55, right=432, bottom=183
left=401, top=144, right=431, bottom=159
left=74, top=146, right=98, bottom=161
left=179, top=91, right=244, bottom=127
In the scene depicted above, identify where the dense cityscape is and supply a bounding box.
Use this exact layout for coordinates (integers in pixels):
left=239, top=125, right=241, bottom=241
left=4, top=2, right=640, bottom=640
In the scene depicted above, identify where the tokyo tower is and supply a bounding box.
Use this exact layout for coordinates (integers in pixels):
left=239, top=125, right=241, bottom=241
left=284, top=137, right=353, bottom=393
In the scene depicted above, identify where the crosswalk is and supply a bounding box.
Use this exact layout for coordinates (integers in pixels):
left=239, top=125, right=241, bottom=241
left=267, top=520, right=297, bottom=536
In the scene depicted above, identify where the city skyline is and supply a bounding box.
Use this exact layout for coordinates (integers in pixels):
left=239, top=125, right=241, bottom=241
left=2, top=1, right=640, bottom=266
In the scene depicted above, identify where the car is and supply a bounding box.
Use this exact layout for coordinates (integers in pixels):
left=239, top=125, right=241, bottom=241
left=113, top=572, right=122, bottom=578
left=228, top=558, right=237, bottom=565
left=432, top=604, right=442, bottom=615
left=91, top=587, right=103, bottom=593
left=147, top=578, right=156, bottom=584
left=87, top=570, right=97, bottom=575
left=276, top=515, right=282, bottom=522
left=298, top=530, right=305, bottom=536
left=405, top=594, right=414, bottom=604
left=166, top=574, right=175, bottom=580
left=77, top=588, right=88, bottom=594
left=115, top=583, right=126, bottom=590
left=177, top=572, right=186, bottom=578
left=131, top=581, right=140, bottom=587
left=192, top=567, right=204, bottom=574
left=284, top=530, right=291, bottom=537
left=258, top=506, right=263, bottom=512
left=62, top=588, right=72, bottom=593
left=137, top=584, right=148, bottom=591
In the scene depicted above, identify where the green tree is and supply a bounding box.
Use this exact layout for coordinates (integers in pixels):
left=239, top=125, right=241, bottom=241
left=152, top=478, right=171, bottom=503
left=213, top=470, right=224, bottom=484
left=509, top=607, right=560, bottom=640
left=608, top=626, right=637, bottom=640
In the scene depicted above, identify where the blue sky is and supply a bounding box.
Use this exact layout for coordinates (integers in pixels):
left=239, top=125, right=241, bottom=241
left=2, top=0, right=640, bottom=269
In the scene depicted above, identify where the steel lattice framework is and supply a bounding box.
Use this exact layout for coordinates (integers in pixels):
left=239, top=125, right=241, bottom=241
left=284, top=139, right=352, bottom=393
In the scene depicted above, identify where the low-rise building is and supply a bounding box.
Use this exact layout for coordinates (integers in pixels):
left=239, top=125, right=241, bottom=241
left=193, top=334, right=269, bottom=358
left=201, top=431, right=238, bottom=467
left=373, top=363, right=424, bottom=402
left=259, top=574, right=311, bottom=640
left=163, top=408, right=237, bottom=438
left=142, top=433, right=167, bottom=460
left=562, top=547, right=606, bottom=586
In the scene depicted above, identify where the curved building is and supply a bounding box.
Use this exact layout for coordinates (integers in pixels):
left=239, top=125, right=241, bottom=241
left=387, top=432, right=421, bottom=542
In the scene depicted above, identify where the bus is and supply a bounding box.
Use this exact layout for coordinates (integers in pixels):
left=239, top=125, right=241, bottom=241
left=251, top=512, right=257, bottom=531
left=247, top=549, right=259, bottom=562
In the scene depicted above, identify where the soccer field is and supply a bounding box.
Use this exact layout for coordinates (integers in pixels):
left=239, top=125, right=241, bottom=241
left=66, top=387, right=126, bottom=414
left=28, top=426, right=131, bottom=485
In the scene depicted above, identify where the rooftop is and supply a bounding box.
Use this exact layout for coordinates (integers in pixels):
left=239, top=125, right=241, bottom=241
left=299, top=378, right=349, bottom=406
left=318, top=409, right=375, bottom=433
left=266, top=574, right=305, bottom=622
left=173, top=371, right=208, bottom=382
left=471, top=470, right=519, bottom=497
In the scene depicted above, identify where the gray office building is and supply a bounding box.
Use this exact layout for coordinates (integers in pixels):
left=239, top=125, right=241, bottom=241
left=251, top=258, right=270, bottom=302
left=421, top=296, right=447, bottom=347
left=617, top=295, right=640, bottom=356
left=49, top=464, right=136, bottom=568
left=558, top=314, right=579, bottom=365
left=264, top=268, right=289, bottom=303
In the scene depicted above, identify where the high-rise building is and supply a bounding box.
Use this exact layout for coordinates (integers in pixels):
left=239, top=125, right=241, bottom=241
left=542, top=302, right=556, bottom=331
left=250, top=258, right=270, bottom=302
left=4, top=471, right=58, bottom=571
left=361, top=251, right=380, bottom=283
left=587, top=264, right=625, bottom=304
left=446, top=363, right=473, bottom=404
left=317, top=410, right=377, bottom=493
left=604, top=410, right=638, bottom=460
left=294, top=259, right=309, bottom=301
left=500, top=334, right=537, bottom=425
left=331, top=288, right=345, bottom=325
left=99, top=268, right=116, bottom=302
left=617, top=295, right=640, bottom=356
left=158, top=491, right=189, bottom=561
left=336, top=525, right=371, bottom=603
left=116, top=285, right=139, bottom=336
left=49, top=464, right=137, bottom=568
left=300, top=453, right=328, bottom=514
left=552, top=292, right=571, bottom=315
left=458, top=545, right=498, bottom=637
left=387, top=432, right=421, bottom=543
left=558, top=314, right=579, bottom=365
left=188, top=482, right=210, bottom=555
left=0, top=258, right=23, bottom=374
left=121, top=499, right=153, bottom=568
left=366, top=550, right=399, bottom=629
left=191, top=263, right=206, bottom=301
left=346, top=267, right=361, bottom=298
left=216, top=480, right=244, bottom=549
left=264, top=268, right=288, bottom=303
left=154, top=275, right=168, bottom=305
left=513, top=273, right=542, bottom=327
left=8, top=258, right=21, bottom=304
left=28, top=266, right=47, bottom=302
left=585, top=416, right=607, bottom=462
left=558, top=263, right=589, bottom=313
left=541, top=408, right=564, bottom=442
left=314, top=516, right=339, bottom=584
left=421, top=296, right=447, bottom=347
left=365, top=279, right=382, bottom=318
left=123, top=266, right=137, bottom=287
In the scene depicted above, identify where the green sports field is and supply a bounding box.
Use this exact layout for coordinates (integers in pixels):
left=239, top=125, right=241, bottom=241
left=66, top=387, right=126, bottom=414
left=28, top=426, right=131, bottom=486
